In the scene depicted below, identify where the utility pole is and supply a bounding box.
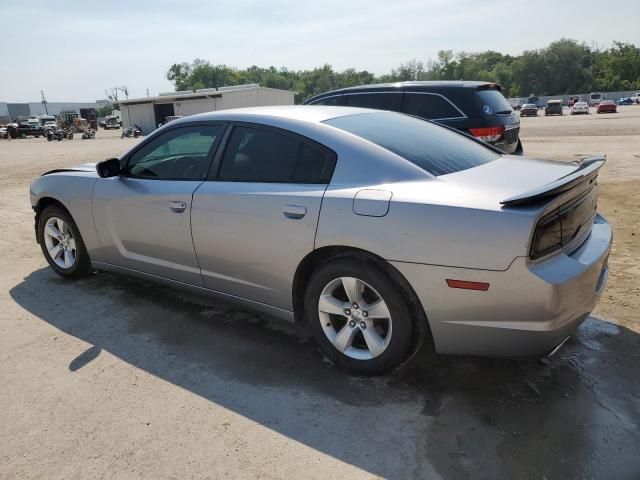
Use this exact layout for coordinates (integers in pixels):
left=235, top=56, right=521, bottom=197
left=146, top=88, right=150, bottom=98
left=41, top=90, right=48, bottom=115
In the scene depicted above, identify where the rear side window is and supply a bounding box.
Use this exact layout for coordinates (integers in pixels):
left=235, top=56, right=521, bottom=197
left=345, top=93, right=401, bottom=111
left=218, top=126, right=335, bottom=183
left=475, top=88, right=513, bottom=115
left=324, top=112, right=499, bottom=176
left=311, top=95, right=344, bottom=106
left=402, top=93, right=462, bottom=119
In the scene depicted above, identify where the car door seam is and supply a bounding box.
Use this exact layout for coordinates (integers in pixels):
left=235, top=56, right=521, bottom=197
left=89, top=178, right=107, bottom=255
left=312, top=183, right=331, bottom=250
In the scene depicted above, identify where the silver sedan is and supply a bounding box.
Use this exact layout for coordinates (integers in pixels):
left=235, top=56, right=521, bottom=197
left=30, top=106, right=612, bottom=374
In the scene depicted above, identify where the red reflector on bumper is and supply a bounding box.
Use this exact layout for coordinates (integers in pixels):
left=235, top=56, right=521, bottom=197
left=446, top=279, right=490, bottom=291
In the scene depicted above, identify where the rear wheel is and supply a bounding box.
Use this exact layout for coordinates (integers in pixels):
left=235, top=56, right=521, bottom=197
left=38, top=205, right=92, bottom=278
left=514, top=139, right=523, bottom=155
left=305, top=259, right=414, bottom=375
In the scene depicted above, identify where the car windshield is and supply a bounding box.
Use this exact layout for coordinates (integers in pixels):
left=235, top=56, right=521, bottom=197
left=324, top=111, right=500, bottom=176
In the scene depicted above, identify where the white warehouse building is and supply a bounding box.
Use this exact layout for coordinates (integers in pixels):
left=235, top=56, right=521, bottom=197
left=119, top=84, right=295, bottom=134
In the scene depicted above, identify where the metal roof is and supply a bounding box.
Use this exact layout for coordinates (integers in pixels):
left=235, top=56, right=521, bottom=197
left=119, top=85, right=292, bottom=106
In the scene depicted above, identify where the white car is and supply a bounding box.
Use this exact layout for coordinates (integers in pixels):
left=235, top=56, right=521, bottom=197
left=570, top=102, right=590, bottom=115
left=589, top=92, right=603, bottom=107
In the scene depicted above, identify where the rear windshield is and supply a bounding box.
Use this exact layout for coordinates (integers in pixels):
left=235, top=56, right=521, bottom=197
left=324, top=112, right=500, bottom=176
left=475, top=88, right=513, bottom=115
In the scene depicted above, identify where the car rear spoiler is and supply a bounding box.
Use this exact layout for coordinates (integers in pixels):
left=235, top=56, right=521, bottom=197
left=501, top=155, right=606, bottom=207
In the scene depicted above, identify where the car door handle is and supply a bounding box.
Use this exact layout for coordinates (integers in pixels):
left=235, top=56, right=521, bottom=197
left=169, top=201, right=187, bottom=213
left=283, top=205, right=307, bottom=219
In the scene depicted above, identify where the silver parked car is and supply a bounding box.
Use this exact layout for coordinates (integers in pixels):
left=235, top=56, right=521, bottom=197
left=30, top=106, right=611, bottom=374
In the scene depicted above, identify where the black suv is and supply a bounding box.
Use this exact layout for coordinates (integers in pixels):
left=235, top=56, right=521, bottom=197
left=304, top=81, right=522, bottom=154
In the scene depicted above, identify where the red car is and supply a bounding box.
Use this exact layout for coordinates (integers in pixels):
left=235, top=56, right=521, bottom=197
left=597, top=100, right=617, bottom=114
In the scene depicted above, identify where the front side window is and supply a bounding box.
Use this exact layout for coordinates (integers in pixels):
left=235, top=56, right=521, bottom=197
left=402, top=93, right=462, bottom=119
left=218, top=126, right=335, bottom=183
left=324, top=112, right=499, bottom=176
left=345, top=93, right=401, bottom=111
left=127, top=125, right=223, bottom=180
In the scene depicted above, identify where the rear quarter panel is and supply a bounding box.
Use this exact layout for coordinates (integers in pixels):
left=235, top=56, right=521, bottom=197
left=315, top=183, right=534, bottom=271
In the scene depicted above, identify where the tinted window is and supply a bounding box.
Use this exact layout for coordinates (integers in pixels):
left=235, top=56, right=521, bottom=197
left=218, top=126, right=335, bottom=183
left=293, top=142, right=334, bottom=183
left=345, top=93, right=401, bottom=111
left=475, top=88, right=513, bottom=115
left=127, top=125, right=222, bottom=180
left=311, top=96, right=343, bottom=106
left=402, top=93, right=461, bottom=119
left=324, top=112, right=499, bottom=176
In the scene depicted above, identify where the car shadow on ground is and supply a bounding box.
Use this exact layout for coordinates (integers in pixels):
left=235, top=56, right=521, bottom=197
left=9, top=268, right=640, bottom=479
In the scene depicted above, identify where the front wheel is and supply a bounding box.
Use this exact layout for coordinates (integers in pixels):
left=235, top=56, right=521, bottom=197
left=37, top=205, right=92, bottom=278
left=305, top=259, right=414, bottom=375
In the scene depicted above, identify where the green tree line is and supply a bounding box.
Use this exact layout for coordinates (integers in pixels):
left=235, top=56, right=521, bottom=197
left=166, top=39, right=640, bottom=103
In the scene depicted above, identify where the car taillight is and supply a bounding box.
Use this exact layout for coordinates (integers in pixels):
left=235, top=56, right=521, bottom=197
left=469, top=126, right=505, bottom=143
left=530, top=188, right=597, bottom=259
left=531, top=213, right=563, bottom=259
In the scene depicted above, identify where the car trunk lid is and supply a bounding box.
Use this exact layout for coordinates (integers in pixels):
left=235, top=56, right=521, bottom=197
left=439, top=154, right=604, bottom=208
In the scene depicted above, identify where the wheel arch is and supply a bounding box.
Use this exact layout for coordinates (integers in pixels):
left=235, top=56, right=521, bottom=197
left=293, top=245, right=433, bottom=355
left=34, top=197, right=72, bottom=244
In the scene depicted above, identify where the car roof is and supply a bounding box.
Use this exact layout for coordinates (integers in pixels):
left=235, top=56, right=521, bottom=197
left=171, top=105, right=380, bottom=125
left=304, top=80, right=498, bottom=102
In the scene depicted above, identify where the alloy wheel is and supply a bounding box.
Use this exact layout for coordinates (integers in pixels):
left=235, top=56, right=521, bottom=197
left=318, top=276, right=392, bottom=360
left=43, top=216, right=77, bottom=269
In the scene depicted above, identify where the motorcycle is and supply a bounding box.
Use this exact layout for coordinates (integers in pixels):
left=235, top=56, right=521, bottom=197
left=82, top=128, right=96, bottom=140
left=46, top=128, right=65, bottom=142
left=121, top=124, right=142, bottom=139
left=64, top=128, right=74, bottom=140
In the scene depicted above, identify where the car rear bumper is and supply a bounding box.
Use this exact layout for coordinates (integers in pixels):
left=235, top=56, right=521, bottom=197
left=391, top=214, right=612, bottom=358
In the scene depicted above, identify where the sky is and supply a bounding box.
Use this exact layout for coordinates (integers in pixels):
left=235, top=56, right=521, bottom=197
left=1, top=0, right=638, bottom=102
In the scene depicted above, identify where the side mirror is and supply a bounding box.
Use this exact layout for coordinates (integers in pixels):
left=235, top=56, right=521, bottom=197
left=96, top=158, right=122, bottom=178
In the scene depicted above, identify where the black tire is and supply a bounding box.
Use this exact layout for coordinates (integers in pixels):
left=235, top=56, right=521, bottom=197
left=514, top=139, right=524, bottom=155
left=37, top=205, right=92, bottom=278
left=304, top=258, right=414, bottom=375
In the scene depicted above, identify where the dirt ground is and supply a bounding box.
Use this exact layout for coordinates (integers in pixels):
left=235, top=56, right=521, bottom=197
left=0, top=110, right=638, bottom=479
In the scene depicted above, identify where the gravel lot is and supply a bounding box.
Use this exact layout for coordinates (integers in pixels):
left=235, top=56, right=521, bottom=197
left=1, top=109, right=639, bottom=479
